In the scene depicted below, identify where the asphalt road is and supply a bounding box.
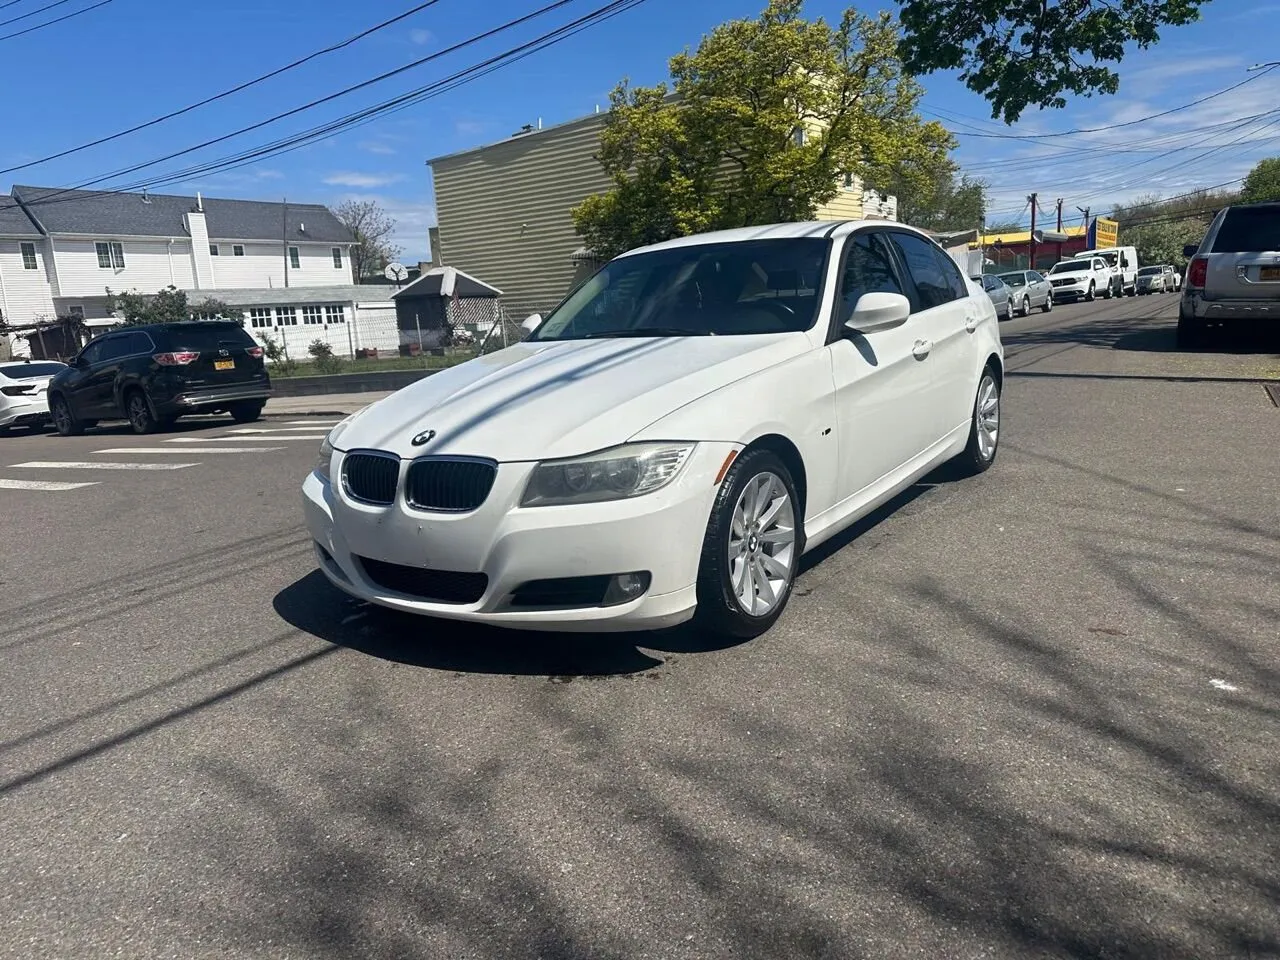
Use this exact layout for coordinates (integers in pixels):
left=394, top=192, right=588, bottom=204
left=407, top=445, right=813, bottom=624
left=2, top=294, right=1277, bottom=960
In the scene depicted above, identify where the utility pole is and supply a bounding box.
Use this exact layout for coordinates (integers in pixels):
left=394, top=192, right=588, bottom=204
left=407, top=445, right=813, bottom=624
left=1076, top=205, right=1091, bottom=249
left=282, top=197, right=290, bottom=289
left=1028, top=193, right=1038, bottom=271
left=1055, top=198, right=1064, bottom=265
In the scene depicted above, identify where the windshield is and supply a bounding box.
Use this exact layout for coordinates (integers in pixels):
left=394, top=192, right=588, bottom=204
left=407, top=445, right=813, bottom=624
left=997, top=273, right=1026, bottom=287
left=0, top=361, right=66, bottom=379
left=1050, top=260, right=1093, bottom=274
left=529, top=239, right=829, bottom=340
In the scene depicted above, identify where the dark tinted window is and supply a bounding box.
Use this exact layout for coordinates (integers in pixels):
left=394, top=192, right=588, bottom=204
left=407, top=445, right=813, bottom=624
left=889, top=232, right=963, bottom=309
left=837, top=233, right=906, bottom=322
left=159, top=323, right=255, bottom=352
left=1212, top=207, right=1280, bottom=253
left=78, top=340, right=106, bottom=365
left=0, top=362, right=66, bottom=379
left=122, top=331, right=154, bottom=355
left=98, top=336, right=131, bottom=361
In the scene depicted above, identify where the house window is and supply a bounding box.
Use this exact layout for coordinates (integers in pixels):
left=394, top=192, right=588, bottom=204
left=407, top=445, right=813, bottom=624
left=233, top=245, right=245, bottom=257
left=289, top=247, right=301, bottom=270
left=276, top=307, right=298, bottom=326
left=20, top=242, right=37, bottom=269
left=792, top=126, right=806, bottom=147
left=68, top=305, right=85, bottom=319
left=302, top=305, right=324, bottom=325
left=96, top=241, right=125, bottom=269
left=324, top=305, right=346, bottom=324
left=249, top=307, right=274, bottom=329
left=209, top=244, right=219, bottom=256
left=331, top=247, right=343, bottom=269
left=843, top=172, right=855, bottom=189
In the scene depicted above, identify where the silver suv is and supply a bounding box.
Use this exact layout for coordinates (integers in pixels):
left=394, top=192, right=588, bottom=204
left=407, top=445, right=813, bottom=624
left=1179, top=202, right=1280, bottom=347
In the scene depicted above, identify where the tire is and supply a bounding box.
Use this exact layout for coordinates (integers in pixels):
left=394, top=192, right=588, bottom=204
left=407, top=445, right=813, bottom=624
left=1176, top=310, right=1206, bottom=349
left=1085, top=282, right=1096, bottom=302
left=1102, top=280, right=1113, bottom=299
left=1004, top=299, right=1014, bottom=322
left=50, top=394, right=84, bottom=437
left=695, top=448, right=803, bottom=640
left=954, top=367, right=1001, bottom=475
left=1041, top=293, right=1053, bottom=313
left=125, top=389, right=160, bottom=435
left=1018, top=296, right=1030, bottom=317
left=229, top=400, right=265, bottom=424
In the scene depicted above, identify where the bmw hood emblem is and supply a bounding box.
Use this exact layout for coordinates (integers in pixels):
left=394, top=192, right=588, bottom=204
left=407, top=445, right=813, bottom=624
left=411, top=429, right=436, bottom=446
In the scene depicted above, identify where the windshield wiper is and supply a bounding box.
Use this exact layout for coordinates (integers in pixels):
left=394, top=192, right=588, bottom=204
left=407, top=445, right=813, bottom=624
left=582, top=327, right=709, bottom=338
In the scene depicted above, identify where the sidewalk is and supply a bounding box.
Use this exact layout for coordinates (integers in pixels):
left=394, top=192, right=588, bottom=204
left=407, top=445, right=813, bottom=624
left=264, top=391, right=393, bottom=417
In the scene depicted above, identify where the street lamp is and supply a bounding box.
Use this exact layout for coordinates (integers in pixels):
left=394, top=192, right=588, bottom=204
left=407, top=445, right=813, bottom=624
left=1246, top=61, right=1280, bottom=71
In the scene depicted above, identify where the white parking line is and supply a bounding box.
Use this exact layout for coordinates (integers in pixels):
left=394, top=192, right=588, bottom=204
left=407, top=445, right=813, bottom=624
left=227, top=427, right=312, bottom=434
left=95, top=447, right=286, bottom=454
left=0, top=478, right=99, bottom=491
left=163, top=435, right=326, bottom=443
left=12, top=461, right=200, bottom=470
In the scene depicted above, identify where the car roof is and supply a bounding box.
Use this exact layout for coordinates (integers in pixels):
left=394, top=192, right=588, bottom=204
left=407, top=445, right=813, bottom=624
left=620, top=219, right=929, bottom=256
left=89, top=320, right=243, bottom=338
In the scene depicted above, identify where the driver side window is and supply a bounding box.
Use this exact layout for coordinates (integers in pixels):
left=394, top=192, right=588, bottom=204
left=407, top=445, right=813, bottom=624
left=837, top=233, right=906, bottom=324
left=78, top=340, right=106, bottom=365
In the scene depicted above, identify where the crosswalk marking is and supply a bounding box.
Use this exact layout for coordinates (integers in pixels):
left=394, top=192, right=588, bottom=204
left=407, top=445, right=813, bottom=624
left=162, top=435, right=326, bottom=443
left=227, top=427, right=302, bottom=434
left=12, top=461, right=200, bottom=470
left=95, top=446, right=285, bottom=454
left=0, top=478, right=99, bottom=491
left=283, top=420, right=340, bottom=426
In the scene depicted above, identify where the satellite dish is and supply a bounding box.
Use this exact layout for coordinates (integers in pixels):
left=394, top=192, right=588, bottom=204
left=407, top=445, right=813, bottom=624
left=384, top=262, right=409, bottom=283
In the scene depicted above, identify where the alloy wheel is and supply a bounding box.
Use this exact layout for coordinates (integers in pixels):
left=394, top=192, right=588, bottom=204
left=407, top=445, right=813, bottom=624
left=128, top=395, right=149, bottom=432
left=727, top=471, right=796, bottom=617
left=975, top=374, right=1000, bottom=461
left=52, top=398, right=71, bottom=433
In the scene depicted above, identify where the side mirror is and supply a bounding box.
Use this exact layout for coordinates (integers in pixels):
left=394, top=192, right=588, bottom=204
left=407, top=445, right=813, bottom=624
left=1182, top=244, right=1198, bottom=258
left=843, top=292, right=910, bottom=335
left=72, top=354, right=87, bottom=368
left=520, top=313, right=542, bottom=338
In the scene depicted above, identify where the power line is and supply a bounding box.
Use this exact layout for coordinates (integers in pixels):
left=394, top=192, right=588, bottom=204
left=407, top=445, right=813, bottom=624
left=0, top=0, right=108, bottom=41
left=0, top=0, right=80, bottom=28
left=24, top=0, right=589, bottom=207
left=21, top=0, right=649, bottom=209
left=0, top=0, right=454, bottom=177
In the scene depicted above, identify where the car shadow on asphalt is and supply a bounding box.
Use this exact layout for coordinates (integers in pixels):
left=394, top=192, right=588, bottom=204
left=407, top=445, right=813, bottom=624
left=273, top=571, right=751, bottom=679
left=83, top=414, right=248, bottom=437
left=1112, top=324, right=1280, bottom=355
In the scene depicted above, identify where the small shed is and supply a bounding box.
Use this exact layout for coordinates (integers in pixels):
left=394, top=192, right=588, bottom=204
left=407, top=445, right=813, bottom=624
left=391, top=266, right=502, bottom=352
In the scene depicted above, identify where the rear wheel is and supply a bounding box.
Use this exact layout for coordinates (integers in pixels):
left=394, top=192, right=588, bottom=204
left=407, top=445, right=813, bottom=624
left=1004, top=299, right=1014, bottom=322
left=50, top=395, right=84, bottom=437
left=125, top=389, right=160, bottom=435
left=229, top=400, right=265, bottom=424
left=695, top=449, right=802, bottom=640
left=1176, top=310, right=1206, bottom=349
left=955, top=367, right=1001, bottom=474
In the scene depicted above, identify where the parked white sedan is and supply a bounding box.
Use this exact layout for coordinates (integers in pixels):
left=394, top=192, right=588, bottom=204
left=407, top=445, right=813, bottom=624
left=0, top=359, right=67, bottom=433
left=303, top=222, right=1004, bottom=638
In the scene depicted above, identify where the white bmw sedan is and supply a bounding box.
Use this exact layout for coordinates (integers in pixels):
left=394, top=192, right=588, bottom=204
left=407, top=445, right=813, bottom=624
left=303, top=221, right=1004, bottom=639
left=0, top=359, right=68, bottom=433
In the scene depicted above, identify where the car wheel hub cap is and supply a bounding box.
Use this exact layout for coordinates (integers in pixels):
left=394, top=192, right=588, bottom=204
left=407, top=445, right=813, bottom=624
left=728, top=471, right=796, bottom=617
left=976, top=376, right=1000, bottom=460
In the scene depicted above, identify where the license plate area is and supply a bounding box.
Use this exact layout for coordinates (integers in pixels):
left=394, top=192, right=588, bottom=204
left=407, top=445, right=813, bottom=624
left=1259, top=265, right=1280, bottom=282
left=214, top=359, right=235, bottom=371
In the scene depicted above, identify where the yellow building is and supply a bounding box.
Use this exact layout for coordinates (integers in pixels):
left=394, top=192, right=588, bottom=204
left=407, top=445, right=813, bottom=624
left=429, top=109, right=897, bottom=319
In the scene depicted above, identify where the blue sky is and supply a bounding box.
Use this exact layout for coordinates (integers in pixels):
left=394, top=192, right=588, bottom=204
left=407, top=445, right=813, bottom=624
left=3, top=0, right=1278, bottom=261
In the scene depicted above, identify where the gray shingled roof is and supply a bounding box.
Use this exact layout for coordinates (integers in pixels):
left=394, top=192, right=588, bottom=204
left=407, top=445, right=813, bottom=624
left=12, top=185, right=355, bottom=244
left=0, top=194, right=41, bottom=238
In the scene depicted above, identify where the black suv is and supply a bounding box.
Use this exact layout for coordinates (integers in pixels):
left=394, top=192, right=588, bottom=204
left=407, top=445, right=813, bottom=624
left=48, top=321, right=271, bottom=436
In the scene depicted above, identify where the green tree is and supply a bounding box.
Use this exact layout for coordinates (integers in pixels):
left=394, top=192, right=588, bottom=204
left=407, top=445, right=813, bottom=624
left=898, top=0, right=1205, bottom=123
left=106, top=286, right=191, bottom=325
left=1240, top=157, right=1280, bottom=204
left=895, top=165, right=987, bottom=232
left=572, top=0, right=954, bottom=260
left=190, top=296, right=245, bottom=324
left=1111, top=188, right=1236, bottom=266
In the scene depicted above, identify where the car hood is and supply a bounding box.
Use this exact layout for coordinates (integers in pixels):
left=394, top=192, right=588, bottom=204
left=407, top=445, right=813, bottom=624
left=335, top=333, right=808, bottom=462
left=1050, top=269, right=1092, bottom=280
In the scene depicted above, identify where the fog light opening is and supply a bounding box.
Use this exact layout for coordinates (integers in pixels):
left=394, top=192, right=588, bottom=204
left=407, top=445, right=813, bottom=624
left=602, top=571, right=651, bottom=606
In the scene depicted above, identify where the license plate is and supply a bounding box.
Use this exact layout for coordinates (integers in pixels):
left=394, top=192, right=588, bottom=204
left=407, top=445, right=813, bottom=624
left=1260, top=265, right=1280, bottom=281
left=214, top=359, right=235, bottom=371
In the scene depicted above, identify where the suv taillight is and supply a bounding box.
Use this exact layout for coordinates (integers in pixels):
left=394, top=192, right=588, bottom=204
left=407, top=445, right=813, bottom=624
left=245, top=346, right=264, bottom=359
left=153, top=352, right=199, bottom=365
left=1187, top=257, right=1208, bottom=289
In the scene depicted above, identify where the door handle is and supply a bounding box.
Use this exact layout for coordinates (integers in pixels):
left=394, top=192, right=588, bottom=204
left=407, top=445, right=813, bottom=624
left=912, top=339, right=933, bottom=360
left=965, top=314, right=978, bottom=333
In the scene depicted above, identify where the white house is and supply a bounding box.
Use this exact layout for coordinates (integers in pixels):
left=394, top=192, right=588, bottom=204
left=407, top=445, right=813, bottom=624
left=0, top=185, right=360, bottom=356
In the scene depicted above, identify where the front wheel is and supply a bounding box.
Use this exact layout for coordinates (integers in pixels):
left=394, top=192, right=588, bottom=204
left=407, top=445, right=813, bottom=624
left=1041, top=293, right=1054, bottom=313
left=1085, top=282, right=1096, bottom=302
left=50, top=395, right=84, bottom=436
left=1018, top=296, right=1030, bottom=317
left=955, top=368, right=1001, bottom=474
left=695, top=449, right=802, bottom=640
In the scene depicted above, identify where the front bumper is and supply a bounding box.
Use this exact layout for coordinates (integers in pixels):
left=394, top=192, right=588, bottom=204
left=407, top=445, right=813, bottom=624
left=1181, top=293, right=1280, bottom=321
left=0, top=394, right=50, bottom=428
left=301, top=442, right=739, bottom=632
left=1049, top=278, right=1093, bottom=299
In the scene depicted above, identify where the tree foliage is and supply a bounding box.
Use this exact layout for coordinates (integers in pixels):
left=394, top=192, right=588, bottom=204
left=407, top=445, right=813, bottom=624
left=898, top=0, right=1206, bottom=123
left=333, top=199, right=402, bottom=281
left=895, top=165, right=987, bottom=232
left=573, top=0, right=954, bottom=260
left=1240, top=157, right=1280, bottom=204
left=1111, top=189, right=1238, bottom=267
left=106, top=287, right=246, bottom=325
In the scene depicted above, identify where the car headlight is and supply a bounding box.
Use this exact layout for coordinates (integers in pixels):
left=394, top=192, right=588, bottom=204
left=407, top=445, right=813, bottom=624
left=521, top=442, right=696, bottom=506
left=315, top=414, right=356, bottom=483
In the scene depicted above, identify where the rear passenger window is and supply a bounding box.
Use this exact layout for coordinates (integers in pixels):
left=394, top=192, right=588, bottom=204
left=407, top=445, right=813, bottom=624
left=1212, top=207, right=1280, bottom=253
left=837, top=233, right=907, bottom=323
left=888, top=232, right=966, bottom=309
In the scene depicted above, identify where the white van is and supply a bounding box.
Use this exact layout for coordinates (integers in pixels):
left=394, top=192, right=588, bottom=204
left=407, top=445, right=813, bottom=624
left=1078, top=246, right=1139, bottom=297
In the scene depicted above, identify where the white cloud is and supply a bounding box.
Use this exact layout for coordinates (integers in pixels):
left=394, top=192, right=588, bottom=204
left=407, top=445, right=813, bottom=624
left=454, top=120, right=489, bottom=136
left=358, top=140, right=397, bottom=155
left=410, top=28, right=433, bottom=45
left=322, top=172, right=404, bottom=188
left=331, top=192, right=436, bottom=264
